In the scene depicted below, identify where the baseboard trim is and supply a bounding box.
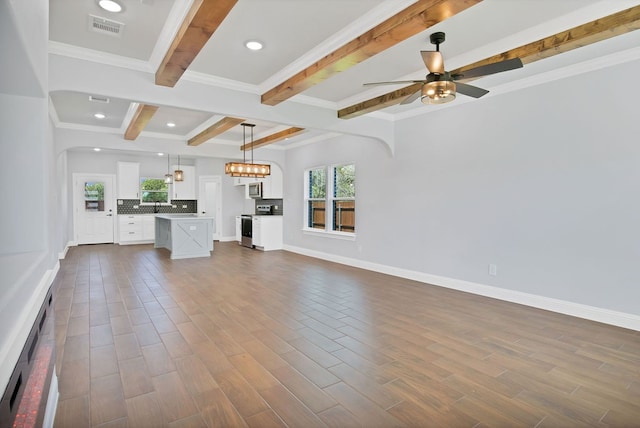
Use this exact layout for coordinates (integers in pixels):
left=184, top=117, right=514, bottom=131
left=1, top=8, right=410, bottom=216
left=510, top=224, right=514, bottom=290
left=58, top=243, right=70, bottom=260
left=283, top=245, right=640, bottom=332
left=43, top=372, right=58, bottom=428
left=219, top=236, right=238, bottom=242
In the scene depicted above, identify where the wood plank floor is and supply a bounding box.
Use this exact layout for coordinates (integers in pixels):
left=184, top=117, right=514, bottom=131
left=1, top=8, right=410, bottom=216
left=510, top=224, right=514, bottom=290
left=53, top=242, right=640, bottom=427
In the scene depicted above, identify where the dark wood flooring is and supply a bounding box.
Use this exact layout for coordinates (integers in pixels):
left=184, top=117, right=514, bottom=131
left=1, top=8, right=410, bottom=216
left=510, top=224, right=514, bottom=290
left=53, top=242, right=640, bottom=427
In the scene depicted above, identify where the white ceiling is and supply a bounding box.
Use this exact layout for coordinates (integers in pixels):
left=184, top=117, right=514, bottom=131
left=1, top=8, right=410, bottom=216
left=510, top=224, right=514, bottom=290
left=48, top=0, right=640, bottom=150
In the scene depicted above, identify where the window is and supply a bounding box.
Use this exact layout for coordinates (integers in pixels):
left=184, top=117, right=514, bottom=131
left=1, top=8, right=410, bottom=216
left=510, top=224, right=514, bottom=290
left=140, top=178, right=169, bottom=204
left=307, top=168, right=326, bottom=230
left=84, top=181, right=105, bottom=212
left=304, top=163, right=355, bottom=234
left=332, top=164, right=355, bottom=232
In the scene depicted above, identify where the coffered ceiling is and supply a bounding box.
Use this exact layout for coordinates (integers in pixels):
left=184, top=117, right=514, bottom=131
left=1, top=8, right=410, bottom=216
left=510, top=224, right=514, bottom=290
left=48, top=0, right=640, bottom=151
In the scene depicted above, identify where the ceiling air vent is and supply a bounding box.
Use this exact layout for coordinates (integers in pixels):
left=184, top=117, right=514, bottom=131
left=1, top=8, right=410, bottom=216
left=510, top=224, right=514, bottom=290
left=88, top=15, right=124, bottom=37
left=89, top=95, right=110, bottom=103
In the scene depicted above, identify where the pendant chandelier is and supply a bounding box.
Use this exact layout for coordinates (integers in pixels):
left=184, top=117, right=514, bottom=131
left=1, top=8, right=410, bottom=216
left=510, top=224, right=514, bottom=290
left=174, top=155, right=184, bottom=182
left=225, top=123, right=271, bottom=178
left=164, top=154, right=173, bottom=184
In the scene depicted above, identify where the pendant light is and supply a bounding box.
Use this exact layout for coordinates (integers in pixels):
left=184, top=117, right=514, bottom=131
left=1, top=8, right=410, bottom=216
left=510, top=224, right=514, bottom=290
left=174, top=155, right=184, bottom=182
left=225, top=123, right=271, bottom=178
left=164, top=154, right=173, bottom=184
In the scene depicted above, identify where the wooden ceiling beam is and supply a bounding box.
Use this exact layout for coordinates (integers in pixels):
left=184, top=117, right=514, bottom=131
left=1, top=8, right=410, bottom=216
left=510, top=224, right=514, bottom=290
left=155, top=0, right=238, bottom=87
left=260, top=0, right=482, bottom=106
left=188, top=116, right=244, bottom=146
left=124, top=104, right=158, bottom=140
left=241, top=127, right=305, bottom=151
left=338, top=4, right=640, bottom=119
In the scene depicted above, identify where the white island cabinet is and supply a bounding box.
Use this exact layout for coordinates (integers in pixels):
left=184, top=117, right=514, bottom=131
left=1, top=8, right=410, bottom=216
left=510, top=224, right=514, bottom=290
left=154, top=215, right=214, bottom=259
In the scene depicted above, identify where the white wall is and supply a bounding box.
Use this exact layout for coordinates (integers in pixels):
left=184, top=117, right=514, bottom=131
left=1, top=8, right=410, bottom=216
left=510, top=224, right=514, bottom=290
left=284, top=58, right=640, bottom=319
left=0, top=0, right=55, bottom=393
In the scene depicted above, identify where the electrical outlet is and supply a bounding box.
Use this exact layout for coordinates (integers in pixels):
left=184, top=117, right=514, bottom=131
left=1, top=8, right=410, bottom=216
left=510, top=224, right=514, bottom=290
left=172, top=205, right=177, bottom=208
left=117, top=199, right=123, bottom=205
left=488, top=264, right=497, bottom=276
left=133, top=205, right=139, bottom=209
left=182, top=205, right=187, bottom=208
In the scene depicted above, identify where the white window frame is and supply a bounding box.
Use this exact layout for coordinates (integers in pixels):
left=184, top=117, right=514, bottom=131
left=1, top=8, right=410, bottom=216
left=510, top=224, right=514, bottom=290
left=303, top=163, right=356, bottom=240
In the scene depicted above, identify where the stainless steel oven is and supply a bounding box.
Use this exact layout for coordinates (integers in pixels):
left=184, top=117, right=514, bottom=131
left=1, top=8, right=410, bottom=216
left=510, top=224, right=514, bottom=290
left=240, top=214, right=253, bottom=248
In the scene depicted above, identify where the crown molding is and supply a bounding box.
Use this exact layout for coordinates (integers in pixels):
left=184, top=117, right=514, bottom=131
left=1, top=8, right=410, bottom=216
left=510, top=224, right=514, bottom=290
left=181, top=70, right=259, bottom=94
left=48, top=41, right=153, bottom=73
left=283, top=132, right=342, bottom=150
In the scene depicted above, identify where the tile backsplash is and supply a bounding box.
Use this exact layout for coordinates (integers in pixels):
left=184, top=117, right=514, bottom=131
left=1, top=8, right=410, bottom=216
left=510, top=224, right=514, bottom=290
left=117, top=199, right=197, bottom=215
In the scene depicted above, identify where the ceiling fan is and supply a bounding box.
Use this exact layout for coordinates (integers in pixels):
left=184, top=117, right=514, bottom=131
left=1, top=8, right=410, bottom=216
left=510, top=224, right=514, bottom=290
left=364, top=32, right=523, bottom=105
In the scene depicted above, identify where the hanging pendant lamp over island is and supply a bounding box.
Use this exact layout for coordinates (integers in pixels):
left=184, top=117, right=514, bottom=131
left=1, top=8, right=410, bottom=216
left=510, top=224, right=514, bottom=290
left=164, top=154, right=173, bottom=184
left=225, top=123, right=271, bottom=178
left=174, top=155, right=184, bottom=182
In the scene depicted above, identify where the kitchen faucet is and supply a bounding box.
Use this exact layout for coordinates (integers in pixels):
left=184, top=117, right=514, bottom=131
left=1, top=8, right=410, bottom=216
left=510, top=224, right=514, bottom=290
left=154, top=201, right=160, bottom=213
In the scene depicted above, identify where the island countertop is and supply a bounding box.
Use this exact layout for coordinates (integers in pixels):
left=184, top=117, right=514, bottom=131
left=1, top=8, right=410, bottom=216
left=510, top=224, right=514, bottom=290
left=154, top=215, right=214, bottom=259
left=154, top=214, right=213, bottom=220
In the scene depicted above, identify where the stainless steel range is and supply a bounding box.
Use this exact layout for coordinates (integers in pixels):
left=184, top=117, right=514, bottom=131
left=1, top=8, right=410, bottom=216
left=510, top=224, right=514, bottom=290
left=240, top=214, right=253, bottom=248
left=256, top=204, right=273, bottom=215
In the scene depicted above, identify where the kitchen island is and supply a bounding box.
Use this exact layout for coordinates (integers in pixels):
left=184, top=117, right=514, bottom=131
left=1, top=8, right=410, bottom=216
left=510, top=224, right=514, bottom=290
left=154, top=214, right=214, bottom=259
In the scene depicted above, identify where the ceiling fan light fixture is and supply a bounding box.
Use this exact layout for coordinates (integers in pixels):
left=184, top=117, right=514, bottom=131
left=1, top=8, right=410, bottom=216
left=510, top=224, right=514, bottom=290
left=421, top=80, right=456, bottom=104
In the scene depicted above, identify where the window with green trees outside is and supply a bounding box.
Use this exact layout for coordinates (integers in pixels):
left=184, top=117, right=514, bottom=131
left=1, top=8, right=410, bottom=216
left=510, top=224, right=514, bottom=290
left=140, top=178, right=169, bottom=203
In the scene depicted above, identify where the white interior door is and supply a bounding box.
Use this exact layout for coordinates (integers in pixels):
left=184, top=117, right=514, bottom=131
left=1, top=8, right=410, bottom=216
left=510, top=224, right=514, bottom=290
left=198, top=176, right=222, bottom=241
left=73, top=173, right=115, bottom=244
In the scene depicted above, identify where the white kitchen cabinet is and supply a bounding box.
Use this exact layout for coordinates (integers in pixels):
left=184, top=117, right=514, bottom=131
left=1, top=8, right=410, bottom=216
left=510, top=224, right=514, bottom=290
left=252, top=216, right=283, bottom=251
left=118, top=215, right=142, bottom=243
left=119, top=215, right=155, bottom=244
left=235, top=215, right=241, bottom=243
left=142, top=216, right=156, bottom=241
left=172, top=165, right=196, bottom=199
left=252, top=216, right=262, bottom=247
left=261, top=164, right=283, bottom=199
left=117, top=162, right=140, bottom=199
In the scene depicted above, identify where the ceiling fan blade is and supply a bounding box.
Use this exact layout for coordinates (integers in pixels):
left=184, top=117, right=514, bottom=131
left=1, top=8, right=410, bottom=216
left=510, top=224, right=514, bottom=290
left=400, top=89, right=422, bottom=105
left=363, top=80, right=424, bottom=86
left=455, top=82, right=489, bottom=98
left=421, top=51, right=444, bottom=74
left=454, top=57, right=523, bottom=80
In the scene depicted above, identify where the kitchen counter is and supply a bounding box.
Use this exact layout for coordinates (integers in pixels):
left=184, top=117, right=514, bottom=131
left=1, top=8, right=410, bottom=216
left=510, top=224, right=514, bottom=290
left=154, top=215, right=214, bottom=259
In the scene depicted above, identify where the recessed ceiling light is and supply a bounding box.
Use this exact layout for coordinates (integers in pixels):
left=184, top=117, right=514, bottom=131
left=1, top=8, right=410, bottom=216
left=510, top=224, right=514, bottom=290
left=94, top=113, right=106, bottom=119
left=158, top=153, right=164, bottom=156
left=245, top=40, right=263, bottom=51
left=94, top=148, right=101, bottom=152
left=166, top=122, right=176, bottom=128
left=98, top=0, right=122, bottom=13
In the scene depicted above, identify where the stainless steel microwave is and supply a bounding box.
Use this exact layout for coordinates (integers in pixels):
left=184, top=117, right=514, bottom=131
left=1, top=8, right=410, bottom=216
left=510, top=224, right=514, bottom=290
left=248, top=182, right=262, bottom=199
